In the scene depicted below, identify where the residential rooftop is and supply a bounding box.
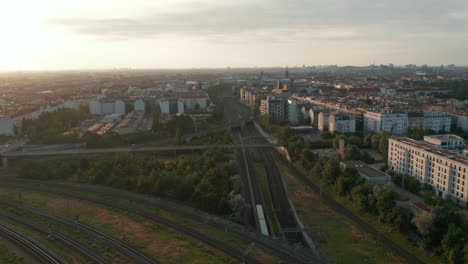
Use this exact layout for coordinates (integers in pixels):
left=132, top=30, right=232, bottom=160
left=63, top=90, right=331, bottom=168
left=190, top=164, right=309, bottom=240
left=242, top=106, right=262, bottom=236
left=391, top=137, right=468, bottom=166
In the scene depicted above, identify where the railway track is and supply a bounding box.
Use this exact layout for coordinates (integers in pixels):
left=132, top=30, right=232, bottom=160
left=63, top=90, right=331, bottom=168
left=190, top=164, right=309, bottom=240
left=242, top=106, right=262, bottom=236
left=0, top=223, right=65, bottom=264
left=0, top=209, right=109, bottom=264
left=270, top=150, right=425, bottom=264
left=262, top=150, right=306, bottom=245
left=237, top=134, right=261, bottom=232
left=0, top=183, right=262, bottom=264
left=0, top=199, right=158, bottom=264
left=33, top=181, right=322, bottom=264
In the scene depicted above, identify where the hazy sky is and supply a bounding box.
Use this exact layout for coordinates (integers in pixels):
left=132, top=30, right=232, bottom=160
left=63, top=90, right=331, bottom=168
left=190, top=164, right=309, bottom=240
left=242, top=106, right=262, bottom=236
left=1, top=0, right=467, bottom=70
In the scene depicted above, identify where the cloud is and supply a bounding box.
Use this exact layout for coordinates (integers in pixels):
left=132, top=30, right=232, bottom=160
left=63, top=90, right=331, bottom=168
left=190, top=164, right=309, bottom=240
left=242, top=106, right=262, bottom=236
left=48, top=0, right=468, bottom=42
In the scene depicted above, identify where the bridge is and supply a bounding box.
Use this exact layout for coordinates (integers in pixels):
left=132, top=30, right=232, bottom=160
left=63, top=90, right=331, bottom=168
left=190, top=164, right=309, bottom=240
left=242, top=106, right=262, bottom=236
left=0, top=143, right=282, bottom=168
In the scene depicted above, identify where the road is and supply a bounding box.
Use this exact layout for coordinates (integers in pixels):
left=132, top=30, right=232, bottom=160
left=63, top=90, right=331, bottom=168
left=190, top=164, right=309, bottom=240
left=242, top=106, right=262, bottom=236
left=2, top=143, right=282, bottom=158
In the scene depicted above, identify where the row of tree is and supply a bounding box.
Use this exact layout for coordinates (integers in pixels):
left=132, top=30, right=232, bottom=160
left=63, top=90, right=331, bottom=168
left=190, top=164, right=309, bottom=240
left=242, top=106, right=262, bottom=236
left=304, top=154, right=467, bottom=264
left=405, top=127, right=438, bottom=140
left=22, top=106, right=92, bottom=144
left=19, top=149, right=239, bottom=215
left=258, top=113, right=467, bottom=263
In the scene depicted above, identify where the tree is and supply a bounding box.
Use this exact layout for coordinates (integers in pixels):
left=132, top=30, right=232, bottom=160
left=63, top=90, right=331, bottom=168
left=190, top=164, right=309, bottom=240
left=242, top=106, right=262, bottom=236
left=412, top=211, right=433, bottom=235
left=348, top=136, right=363, bottom=146
left=363, top=133, right=374, bottom=147
left=423, top=205, right=463, bottom=250
left=79, top=158, right=89, bottom=170
left=166, top=115, right=195, bottom=134
left=176, top=128, right=182, bottom=145
left=376, top=190, right=396, bottom=221
left=152, top=107, right=161, bottom=132
left=441, top=224, right=466, bottom=264
left=343, top=144, right=361, bottom=160
left=322, top=159, right=341, bottom=185
left=321, top=131, right=333, bottom=140
left=298, top=111, right=306, bottom=125
left=309, top=162, right=323, bottom=179
left=371, top=131, right=392, bottom=157
left=300, top=149, right=316, bottom=168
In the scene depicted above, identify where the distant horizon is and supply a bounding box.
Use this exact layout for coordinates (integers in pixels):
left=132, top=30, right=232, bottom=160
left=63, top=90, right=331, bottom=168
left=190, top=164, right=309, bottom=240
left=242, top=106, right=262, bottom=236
left=1, top=1, right=467, bottom=71
left=1, top=64, right=467, bottom=73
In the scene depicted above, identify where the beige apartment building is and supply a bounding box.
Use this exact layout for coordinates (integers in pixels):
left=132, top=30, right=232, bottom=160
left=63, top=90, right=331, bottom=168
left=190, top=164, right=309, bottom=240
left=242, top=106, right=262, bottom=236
left=388, top=137, right=468, bottom=208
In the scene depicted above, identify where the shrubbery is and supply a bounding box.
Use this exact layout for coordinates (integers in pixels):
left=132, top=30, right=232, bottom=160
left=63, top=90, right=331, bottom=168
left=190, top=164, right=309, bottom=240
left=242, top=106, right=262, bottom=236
left=19, top=149, right=239, bottom=215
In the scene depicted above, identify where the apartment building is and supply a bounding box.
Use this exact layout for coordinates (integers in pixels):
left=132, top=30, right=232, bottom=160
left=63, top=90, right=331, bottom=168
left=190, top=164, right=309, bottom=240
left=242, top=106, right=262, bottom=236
left=452, top=112, right=468, bottom=131
left=260, top=96, right=287, bottom=120
left=240, top=87, right=258, bottom=106
left=424, top=134, right=465, bottom=154
left=0, top=116, right=14, bottom=136
left=364, top=112, right=408, bottom=135
left=388, top=137, right=468, bottom=207
left=287, top=99, right=298, bottom=124
left=318, top=112, right=330, bottom=132
left=421, top=112, right=451, bottom=132
left=329, top=114, right=356, bottom=134
left=89, top=100, right=125, bottom=115
left=365, top=111, right=451, bottom=135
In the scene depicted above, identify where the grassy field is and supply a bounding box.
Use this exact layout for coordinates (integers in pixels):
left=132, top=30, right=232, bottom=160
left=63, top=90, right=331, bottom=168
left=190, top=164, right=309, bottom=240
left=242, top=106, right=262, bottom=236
left=276, top=162, right=407, bottom=264
left=0, top=243, right=24, bottom=264
left=252, top=162, right=282, bottom=238
left=0, top=186, right=284, bottom=263
left=0, top=216, right=90, bottom=264
left=289, top=160, right=441, bottom=264
left=5, top=180, right=284, bottom=263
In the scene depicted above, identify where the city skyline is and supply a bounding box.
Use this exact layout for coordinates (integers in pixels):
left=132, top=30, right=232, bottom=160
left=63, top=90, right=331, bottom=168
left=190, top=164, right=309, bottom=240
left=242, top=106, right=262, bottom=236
left=1, top=0, right=468, bottom=71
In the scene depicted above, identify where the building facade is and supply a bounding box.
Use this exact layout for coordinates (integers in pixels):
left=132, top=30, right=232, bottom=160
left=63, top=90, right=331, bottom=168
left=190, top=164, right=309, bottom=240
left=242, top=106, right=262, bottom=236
left=0, top=116, right=14, bottom=136
left=134, top=99, right=145, bottom=112
left=423, top=134, right=465, bottom=154
left=388, top=137, right=468, bottom=207
left=365, top=111, right=450, bottom=135
left=421, top=112, right=451, bottom=132
left=287, top=99, right=298, bottom=124
left=329, top=114, right=356, bottom=134
left=89, top=100, right=125, bottom=115
left=364, top=112, right=408, bottom=135
left=260, top=96, right=288, bottom=121
left=318, top=112, right=330, bottom=132
left=453, top=113, right=468, bottom=131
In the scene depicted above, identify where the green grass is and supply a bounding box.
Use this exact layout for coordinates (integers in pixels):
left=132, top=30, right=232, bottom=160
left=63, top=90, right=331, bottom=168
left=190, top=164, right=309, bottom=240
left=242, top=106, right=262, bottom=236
left=0, top=243, right=24, bottom=264
left=291, top=157, right=445, bottom=264
left=276, top=161, right=406, bottom=264
left=253, top=162, right=282, bottom=237
left=0, top=217, right=90, bottom=264
left=296, top=162, right=441, bottom=264
left=0, top=187, right=242, bottom=264
left=0, top=204, right=128, bottom=264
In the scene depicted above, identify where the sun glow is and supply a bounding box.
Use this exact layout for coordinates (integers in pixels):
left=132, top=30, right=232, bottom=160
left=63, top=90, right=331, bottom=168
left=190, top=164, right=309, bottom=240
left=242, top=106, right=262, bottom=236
left=0, top=2, right=71, bottom=70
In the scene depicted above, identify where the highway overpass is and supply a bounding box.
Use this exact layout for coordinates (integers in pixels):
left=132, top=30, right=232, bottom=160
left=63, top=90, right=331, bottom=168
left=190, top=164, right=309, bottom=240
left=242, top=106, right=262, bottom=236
left=0, top=143, right=282, bottom=168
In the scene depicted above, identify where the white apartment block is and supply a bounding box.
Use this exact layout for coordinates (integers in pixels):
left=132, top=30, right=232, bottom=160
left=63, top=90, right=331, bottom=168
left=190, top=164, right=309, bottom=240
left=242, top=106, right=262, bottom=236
left=364, top=112, right=408, bottom=135
left=0, top=116, right=14, bottom=136
left=134, top=99, right=145, bottom=112
left=420, top=112, right=451, bottom=132
left=177, top=99, right=185, bottom=114
left=329, top=114, right=356, bottom=134
left=260, top=96, right=288, bottom=121
left=287, top=99, right=298, bottom=124
left=89, top=100, right=125, bottom=115
left=453, top=113, right=468, bottom=131
left=424, top=134, right=465, bottom=154
left=388, top=137, right=468, bottom=208
left=318, top=112, right=329, bottom=132
left=365, top=111, right=450, bottom=135
left=158, top=99, right=170, bottom=114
